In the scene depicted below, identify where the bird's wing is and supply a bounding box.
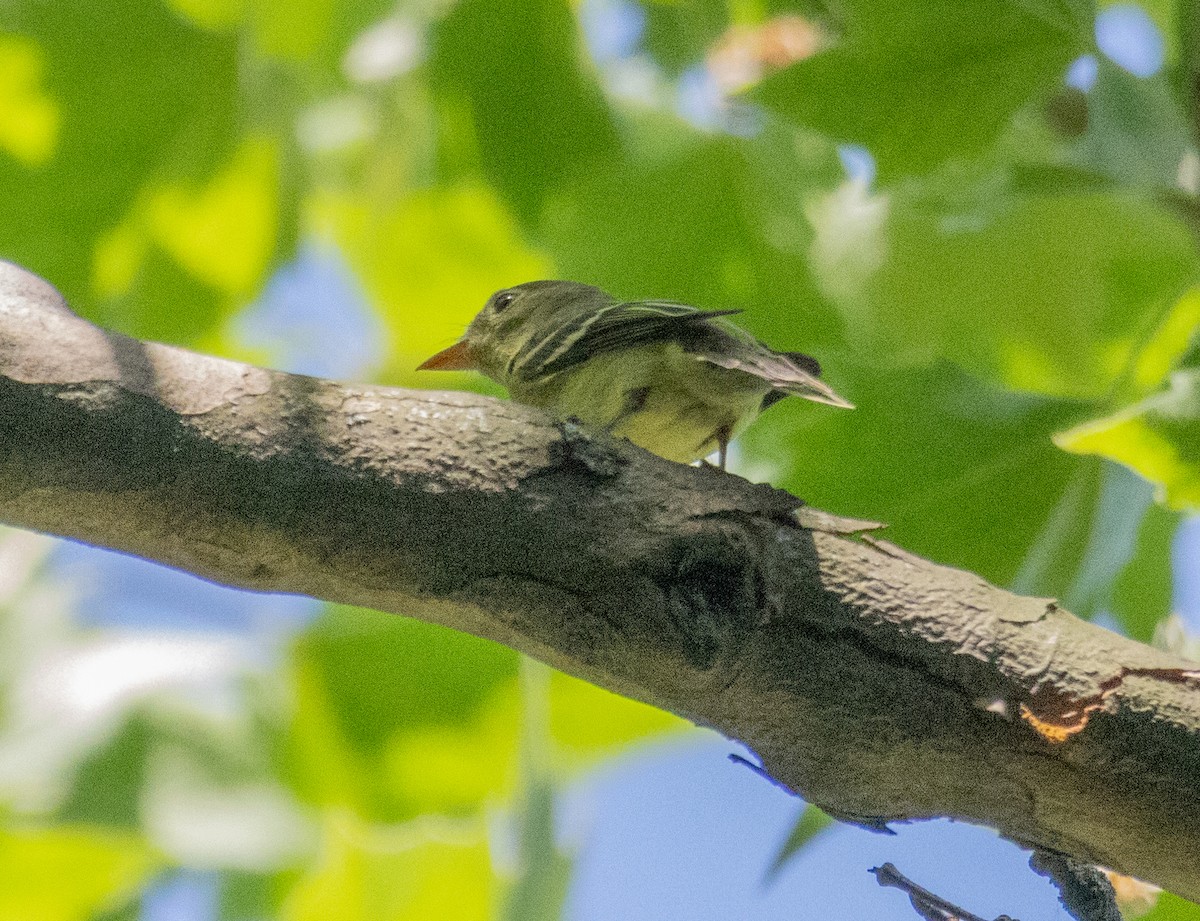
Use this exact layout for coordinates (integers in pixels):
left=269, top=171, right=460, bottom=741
left=509, top=300, right=742, bottom=382
left=696, top=348, right=854, bottom=408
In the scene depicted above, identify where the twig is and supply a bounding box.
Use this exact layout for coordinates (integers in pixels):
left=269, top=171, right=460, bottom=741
left=870, top=863, right=1016, bottom=921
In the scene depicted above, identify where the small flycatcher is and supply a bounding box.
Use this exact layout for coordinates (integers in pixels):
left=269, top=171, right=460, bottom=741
left=419, top=281, right=852, bottom=469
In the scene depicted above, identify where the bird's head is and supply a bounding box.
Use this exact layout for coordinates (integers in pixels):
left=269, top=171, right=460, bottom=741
left=417, top=280, right=612, bottom=383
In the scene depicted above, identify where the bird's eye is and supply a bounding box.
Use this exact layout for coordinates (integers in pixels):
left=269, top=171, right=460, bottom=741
left=493, top=290, right=517, bottom=313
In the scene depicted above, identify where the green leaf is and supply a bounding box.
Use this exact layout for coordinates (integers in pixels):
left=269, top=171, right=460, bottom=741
left=641, top=2, right=729, bottom=76
left=547, top=670, right=686, bottom=771
left=765, top=804, right=833, bottom=883
left=1071, top=59, right=1190, bottom=188
left=1137, top=891, right=1200, bottom=921
left=218, top=870, right=293, bottom=921
left=381, top=682, right=519, bottom=814
left=1125, top=285, right=1200, bottom=398
left=1111, top=500, right=1180, bottom=640
left=752, top=0, right=1086, bottom=179
left=1058, top=463, right=1158, bottom=616
left=500, top=775, right=572, bottom=921
left=282, top=814, right=495, bottom=921
left=501, top=661, right=572, bottom=921
left=543, top=123, right=842, bottom=349
left=860, top=193, right=1197, bottom=399
left=295, top=608, right=518, bottom=760
left=164, top=0, right=248, bottom=31
left=743, top=362, right=1086, bottom=586
left=168, top=0, right=397, bottom=74
left=283, top=607, right=519, bottom=820
left=0, top=1, right=241, bottom=326
left=1010, top=461, right=1169, bottom=625
left=56, top=715, right=154, bottom=829
left=92, top=136, right=283, bottom=343
left=317, top=185, right=553, bottom=387
left=1008, top=458, right=1106, bottom=607
left=1056, top=368, right=1200, bottom=510
left=431, top=0, right=622, bottom=222
left=0, top=826, right=159, bottom=921
left=0, top=36, right=58, bottom=167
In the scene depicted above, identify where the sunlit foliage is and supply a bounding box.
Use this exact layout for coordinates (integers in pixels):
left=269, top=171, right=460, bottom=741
left=0, top=0, right=1198, bottom=916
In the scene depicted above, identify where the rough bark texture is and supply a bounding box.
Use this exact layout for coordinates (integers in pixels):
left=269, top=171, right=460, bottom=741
left=0, top=261, right=1197, bottom=900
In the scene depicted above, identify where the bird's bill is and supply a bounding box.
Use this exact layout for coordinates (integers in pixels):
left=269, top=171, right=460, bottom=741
left=417, top=340, right=477, bottom=371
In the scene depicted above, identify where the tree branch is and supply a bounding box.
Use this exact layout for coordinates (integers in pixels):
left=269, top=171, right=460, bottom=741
left=1, top=261, right=1197, bottom=901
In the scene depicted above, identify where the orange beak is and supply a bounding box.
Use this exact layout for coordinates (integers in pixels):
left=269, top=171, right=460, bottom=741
left=417, top=340, right=477, bottom=371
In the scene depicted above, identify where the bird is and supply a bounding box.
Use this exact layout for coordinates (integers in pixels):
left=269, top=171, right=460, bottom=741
left=417, top=280, right=852, bottom=469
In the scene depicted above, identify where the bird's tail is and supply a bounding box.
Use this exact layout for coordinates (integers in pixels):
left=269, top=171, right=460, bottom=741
left=772, top=351, right=854, bottom=408
left=702, top=348, right=854, bottom=409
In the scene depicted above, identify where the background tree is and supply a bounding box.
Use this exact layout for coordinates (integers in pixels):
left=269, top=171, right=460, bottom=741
left=0, top=0, right=1197, bottom=919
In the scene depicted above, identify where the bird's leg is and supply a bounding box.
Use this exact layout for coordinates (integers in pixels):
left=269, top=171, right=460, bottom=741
left=696, top=423, right=733, bottom=471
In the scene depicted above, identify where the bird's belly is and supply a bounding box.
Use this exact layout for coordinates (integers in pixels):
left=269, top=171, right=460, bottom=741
left=514, top=347, right=767, bottom=463
left=610, top=393, right=744, bottom=463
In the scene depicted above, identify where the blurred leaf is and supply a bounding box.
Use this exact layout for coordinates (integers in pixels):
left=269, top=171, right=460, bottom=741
left=0, top=36, right=59, bottom=166
left=752, top=0, right=1086, bottom=179
left=1138, top=892, right=1200, bottom=921
left=283, top=607, right=518, bottom=820
left=1008, top=458, right=1106, bottom=606
left=296, top=608, right=518, bottom=757
left=89, top=895, right=142, bottom=921
left=219, top=870, right=294, bottom=921
left=282, top=814, right=494, bottom=921
left=168, top=0, right=393, bottom=73
left=316, top=185, right=553, bottom=386
left=641, top=2, right=729, bottom=75
left=1056, top=368, right=1200, bottom=510
left=56, top=714, right=153, bottom=829
left=165, top=0, right=247, bottom=30
left=1058, top=463, right=1157, bottom=616
left=382, top=681, right=519, bottom=813
left=860, top=193, right=1197, bottom=398
left=90, top=136, right=283, bottom=343
left=1012, top=461, right=1166, bottom=621
left=431, top=0, right=622, bottom=222
left=543, top=122, right=842, bottom=347
left=253, top=0, right=336, bottom=61
left=1111, top=500, right=1181, bottom=640
left=547, top=670, right=685, bottom=771
left=1183, top=0, right=1200, bottom=141
left=0, top=826, right=159, bottom=921
left=0, top=0, right=240, bottom=318
left=501, top=660, right=572, bottom=921
left=95, top=239, right=232, bottom=344
left=501, top=775, right=572, bottom=921
left=284, top=650, right=374, bottom=814
left=1127, top=284, right=1200, bottom=397
left=744, top=361, right=1085, bottom=586
left=1071, top=58, right=1190, bottom=188
left=765, top=803, right=833, bottom=883
left=143, top=137, right=280, bottom=297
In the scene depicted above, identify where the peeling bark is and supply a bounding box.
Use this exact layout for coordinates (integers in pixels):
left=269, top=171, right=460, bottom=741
left=0, top=261, right=1197, bottom=900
